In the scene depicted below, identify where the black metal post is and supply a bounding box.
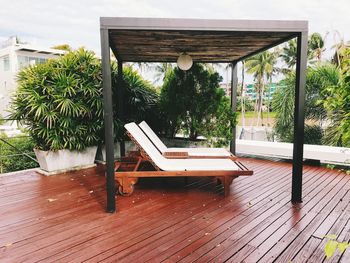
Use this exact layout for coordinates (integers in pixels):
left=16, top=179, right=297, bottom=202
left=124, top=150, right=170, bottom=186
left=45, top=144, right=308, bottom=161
left=292, top=31, right=308, bottom=203
left=117, top=61, right=125, bottom=157
left=230, top=62, right=238, bottom=154
left=100, top=28, right=116, bottom=213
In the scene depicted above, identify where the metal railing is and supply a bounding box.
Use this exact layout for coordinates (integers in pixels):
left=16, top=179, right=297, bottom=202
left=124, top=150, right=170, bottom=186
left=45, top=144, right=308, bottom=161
left=0, top=119, right=38, bottom=174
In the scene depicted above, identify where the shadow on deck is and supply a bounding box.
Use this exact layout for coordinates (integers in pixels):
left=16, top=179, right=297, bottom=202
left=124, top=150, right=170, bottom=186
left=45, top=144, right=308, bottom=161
left=0, top=158, right=349, bottom=262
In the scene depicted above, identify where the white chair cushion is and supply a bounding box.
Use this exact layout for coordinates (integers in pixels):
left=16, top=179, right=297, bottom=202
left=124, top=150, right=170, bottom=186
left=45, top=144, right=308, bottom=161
left=125, top=122, right=239, bottom=171
left=139, top=121, right=232, bottom=156
left=139, top=121, right=168, bottom=152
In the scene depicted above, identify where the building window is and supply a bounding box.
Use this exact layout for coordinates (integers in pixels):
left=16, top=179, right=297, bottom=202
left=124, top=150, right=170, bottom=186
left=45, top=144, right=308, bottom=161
left=17, top=56, right=47, bottom=70
left=17, top=56, right=29, bottom=70
left=2, top=55, right=10, bottom=71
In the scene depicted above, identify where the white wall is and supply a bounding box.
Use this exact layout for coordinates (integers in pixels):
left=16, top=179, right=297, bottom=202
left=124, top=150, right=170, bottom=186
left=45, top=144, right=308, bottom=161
left=0, top=46, right=16, bottom=118
left=0, top=45, right=62, bottom=118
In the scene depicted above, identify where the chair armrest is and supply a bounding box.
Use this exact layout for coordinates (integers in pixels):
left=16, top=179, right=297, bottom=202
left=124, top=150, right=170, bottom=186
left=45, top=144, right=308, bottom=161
left=163, top=151, right=189, bottom=159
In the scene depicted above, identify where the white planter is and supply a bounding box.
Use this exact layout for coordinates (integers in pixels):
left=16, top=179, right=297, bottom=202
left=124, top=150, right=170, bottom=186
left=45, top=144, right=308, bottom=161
left=96, top=141, right=137, bottom=162
left=34, top=146, right=98, bottom=176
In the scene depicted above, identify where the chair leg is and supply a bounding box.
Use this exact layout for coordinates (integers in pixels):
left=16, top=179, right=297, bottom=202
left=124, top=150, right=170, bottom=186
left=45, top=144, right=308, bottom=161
left=116, top=177, right=138, bottom=196
left=223, top=176, right=233, bottom=197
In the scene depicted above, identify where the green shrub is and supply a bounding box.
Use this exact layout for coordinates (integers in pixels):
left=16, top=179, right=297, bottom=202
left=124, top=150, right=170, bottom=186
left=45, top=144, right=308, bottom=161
left=322, top=48, right=350, bottom=147
left=10, top=48, right=104, bottom=151
left=160, top=63, right=236, bottom=145
left=237, top=97, right=255, bottom=112
left=0, top=135, right=37, bottom=173
left=10, top=48, right=162, bottom=151
left=111, top=65, right=163, bottom=140
left=204, top=97, right=237, bottom=147
left=304, top=125, right=323, bottom=145
left=273, top=64, right=340, bottom=144
left=274, top=123, right=324, bottom=145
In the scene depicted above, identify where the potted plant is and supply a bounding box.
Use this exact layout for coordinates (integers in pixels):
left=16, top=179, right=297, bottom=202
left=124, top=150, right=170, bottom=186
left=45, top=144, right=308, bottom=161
left=10, top=49, right=103, bottom=175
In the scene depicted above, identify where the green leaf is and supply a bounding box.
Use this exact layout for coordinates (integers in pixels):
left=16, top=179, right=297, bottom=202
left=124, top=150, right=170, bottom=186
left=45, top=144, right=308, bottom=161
left=325, top=240, right=338, bottom=258
left=338, top=242, right=349, bottom=253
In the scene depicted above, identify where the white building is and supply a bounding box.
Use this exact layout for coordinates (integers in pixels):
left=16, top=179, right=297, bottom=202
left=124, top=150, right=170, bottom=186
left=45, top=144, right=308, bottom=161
left=0, top=36, right=65, bottom=118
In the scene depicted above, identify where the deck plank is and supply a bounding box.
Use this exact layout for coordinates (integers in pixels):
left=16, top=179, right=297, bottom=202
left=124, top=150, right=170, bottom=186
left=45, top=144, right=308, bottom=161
left=50, top=161, right=272, bottom=262
left=161, top=166, right=315, bottom=262
left=186, top=167, right=336, bottom=262
left=307, top=200, right=350, bottom=263
left=226, top=168, right=342, bottom=262
left=256, top=172, right=350, bottom=263
left=98, top=164, right=293, bottom=262
left=0, top=158, right=348, bottom=263
left=224, top=169, right=334, bottom=262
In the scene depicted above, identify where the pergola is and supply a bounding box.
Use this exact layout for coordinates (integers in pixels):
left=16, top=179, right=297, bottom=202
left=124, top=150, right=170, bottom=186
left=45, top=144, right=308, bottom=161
left=100, top=17, right=308, bottom=213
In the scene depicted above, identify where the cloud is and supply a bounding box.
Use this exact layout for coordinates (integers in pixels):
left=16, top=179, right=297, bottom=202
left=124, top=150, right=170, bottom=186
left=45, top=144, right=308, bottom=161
left=1, top=0, right=349, bottom=53
left=1, top=0, right=349, bottom=83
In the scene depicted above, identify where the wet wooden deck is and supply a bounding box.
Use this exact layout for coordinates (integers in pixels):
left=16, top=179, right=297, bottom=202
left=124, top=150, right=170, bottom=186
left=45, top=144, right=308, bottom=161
left=0, top=158, right=350, bottom=262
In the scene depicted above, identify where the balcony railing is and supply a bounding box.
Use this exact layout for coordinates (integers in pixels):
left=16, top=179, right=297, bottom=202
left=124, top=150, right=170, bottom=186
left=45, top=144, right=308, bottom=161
left=0, top=118, right=38, bottom=174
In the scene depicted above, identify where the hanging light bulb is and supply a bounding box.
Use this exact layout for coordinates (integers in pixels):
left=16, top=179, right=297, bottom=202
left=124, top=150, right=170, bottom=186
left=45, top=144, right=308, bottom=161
left=177, top=53, right=193, bottom=71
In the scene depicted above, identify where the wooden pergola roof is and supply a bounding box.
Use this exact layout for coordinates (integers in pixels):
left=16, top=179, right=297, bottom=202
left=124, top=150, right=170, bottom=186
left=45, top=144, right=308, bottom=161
left=100, top=17, right=308, bottom=63
left=100, top=17, right=309, bottom=213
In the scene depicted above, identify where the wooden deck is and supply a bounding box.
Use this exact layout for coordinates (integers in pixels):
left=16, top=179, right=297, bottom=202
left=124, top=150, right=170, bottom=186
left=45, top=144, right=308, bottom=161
left=1, top=158, right=350, bottom=262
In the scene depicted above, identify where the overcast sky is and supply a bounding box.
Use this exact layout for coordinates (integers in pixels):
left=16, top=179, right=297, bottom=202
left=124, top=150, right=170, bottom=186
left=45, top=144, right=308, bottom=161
left=1, top=0, right=349, bottom=82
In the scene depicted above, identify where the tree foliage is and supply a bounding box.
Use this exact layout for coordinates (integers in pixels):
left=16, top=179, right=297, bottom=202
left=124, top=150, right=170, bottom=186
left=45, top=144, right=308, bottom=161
left=331, top=31, right=349, bottom=67
left=160, top=63, right=236, bottom=144
left=322, top=48, right=350, bottom=147
left=280, top=40, right=298, bottom=71
left=10, top=48, right=162, bottom=150
left=279, top=32, right=326, bottom=72
left=153, top=63, right=173, bottom=83
left=111, top=65, right=162, bottom=140
left=0, top=135, right=37, bottom=173
left=11, top=48, right=104, bottom=151
left=309, top=32, right=325, bottom=61
left=274, top=32, right=350, bottom=147
left=51, top=44, right=72, bottom=51
left=245, top=50, right=278, bottom=126
left=273, top=64, right=340, bottom=144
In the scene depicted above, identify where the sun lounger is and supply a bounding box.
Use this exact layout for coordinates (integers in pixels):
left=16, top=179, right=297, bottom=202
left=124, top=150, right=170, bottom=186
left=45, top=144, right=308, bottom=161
left=138, top=121, right=236, bottom=160
left=114, top=122, right=253, bottom=196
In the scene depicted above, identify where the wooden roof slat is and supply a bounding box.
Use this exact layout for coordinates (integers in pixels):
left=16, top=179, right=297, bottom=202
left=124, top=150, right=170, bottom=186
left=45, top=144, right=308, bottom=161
left=102, top=17, right=306, bottom=63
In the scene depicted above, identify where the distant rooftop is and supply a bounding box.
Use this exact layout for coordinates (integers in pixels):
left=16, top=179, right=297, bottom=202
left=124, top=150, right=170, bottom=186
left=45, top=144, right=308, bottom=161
left=0, top=36, right=65, bottom=56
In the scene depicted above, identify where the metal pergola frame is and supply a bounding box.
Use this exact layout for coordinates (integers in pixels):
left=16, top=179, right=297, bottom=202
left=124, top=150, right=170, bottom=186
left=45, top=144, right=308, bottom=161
left=100, top=17, right=308, bottom=213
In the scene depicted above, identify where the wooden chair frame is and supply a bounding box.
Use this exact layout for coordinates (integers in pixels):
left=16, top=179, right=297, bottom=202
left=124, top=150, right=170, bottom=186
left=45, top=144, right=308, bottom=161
left=114, top=131, right=253, bottom=196
left=162, top=151, right=237, bottom=160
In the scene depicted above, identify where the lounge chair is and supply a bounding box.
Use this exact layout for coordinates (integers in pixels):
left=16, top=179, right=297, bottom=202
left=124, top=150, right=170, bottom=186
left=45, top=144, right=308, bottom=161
left=114, top=122, right=253, bottom=196
left=138, top=121, right=236, bottom=160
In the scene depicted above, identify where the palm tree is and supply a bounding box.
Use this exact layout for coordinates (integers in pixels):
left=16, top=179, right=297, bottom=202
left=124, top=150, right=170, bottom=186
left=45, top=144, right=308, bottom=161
left=240, top=61, right=246, bottom=127
left=265, top=50, right=279, bottom=125
left=331, top=30, right=349, bottom=67
left=131, top=62, right=152, bottom=74
left=279, top=40, right=298, bottom=74
left=245, top=50, right=277, bottom=126
left=308, top=32, right=325, bottom=62
left=273, top=64, right=340, bottom=144
left=154, top=63, right=173, bottom=83
left=279, top=33, right=325, bottom=73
